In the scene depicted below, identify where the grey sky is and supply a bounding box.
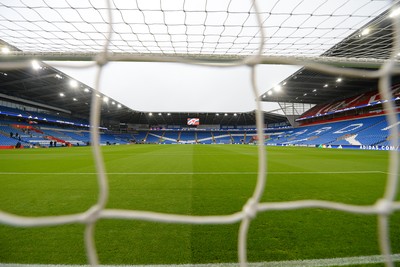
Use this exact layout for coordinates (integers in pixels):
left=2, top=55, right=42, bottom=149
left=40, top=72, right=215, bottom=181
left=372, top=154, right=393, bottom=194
left=55, top=62, right=301, bottom=113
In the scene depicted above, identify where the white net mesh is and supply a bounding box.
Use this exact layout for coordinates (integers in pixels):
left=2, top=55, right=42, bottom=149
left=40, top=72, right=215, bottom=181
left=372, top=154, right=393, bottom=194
left=0, top=0, right=399, bottom=266
left=0, top=0, right=397, bottom=60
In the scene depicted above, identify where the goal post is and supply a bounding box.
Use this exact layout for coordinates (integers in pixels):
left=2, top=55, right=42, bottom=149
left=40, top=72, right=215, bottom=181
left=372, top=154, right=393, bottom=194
left=0, top=1, right=399, bottom=267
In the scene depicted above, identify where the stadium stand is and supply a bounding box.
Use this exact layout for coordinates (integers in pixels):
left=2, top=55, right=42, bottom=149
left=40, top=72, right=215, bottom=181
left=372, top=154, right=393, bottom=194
left=230, top=131, right=246, bottom=144
left=0, top=134, right=21, bottom=147
left=162, top=131, right=180, bottom=144
left=0, top=100, right=398, bottom=150
left=0, top=105, right=89, bottom=126
left=79, top=131, right=130, bottom=145
left=195, top=131, right=214, bottom=144
left=264, top=115, right=394, bottom=148
left=298, top=85, right=400, bottom=125
left=178, top=131, right=196, bottom=144
left=212, top=131, right=233, bottom=144
left=144, top=131, right=163, bottom=144
left=0, top=111, right=397, bottom=149
left=0, top=124, right=47, bottom=147
left=132, top=131, right=148, bottom=143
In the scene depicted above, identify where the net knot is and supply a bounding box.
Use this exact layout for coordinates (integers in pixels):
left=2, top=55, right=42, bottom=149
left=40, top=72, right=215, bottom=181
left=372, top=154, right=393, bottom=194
left=243, top=198, right=258, bottom=219
left=83, top=204, right=103, bottom=224
left=375, top=199, right=393, bottom=215
left=95, top=52, right=109, bottom=67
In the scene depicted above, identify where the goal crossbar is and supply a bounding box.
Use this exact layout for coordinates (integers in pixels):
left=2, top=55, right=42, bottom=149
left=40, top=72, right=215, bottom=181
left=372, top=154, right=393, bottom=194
left=1, top=52, right=398, bottom=69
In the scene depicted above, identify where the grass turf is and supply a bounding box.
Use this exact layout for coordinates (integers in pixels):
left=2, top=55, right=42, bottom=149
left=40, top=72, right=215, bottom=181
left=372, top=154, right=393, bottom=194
left=0, top=145, right=399, bottom=265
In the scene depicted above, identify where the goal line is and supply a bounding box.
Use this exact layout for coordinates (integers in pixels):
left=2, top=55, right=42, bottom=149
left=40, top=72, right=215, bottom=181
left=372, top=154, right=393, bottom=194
left=2, top=253, right=400, bottom=267
left=0, top=170, right=385, bottom=175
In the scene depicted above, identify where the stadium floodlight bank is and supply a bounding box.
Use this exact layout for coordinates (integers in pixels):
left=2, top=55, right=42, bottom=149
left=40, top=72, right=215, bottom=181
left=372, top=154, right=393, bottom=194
left=0, top=1, right=400, bottom=267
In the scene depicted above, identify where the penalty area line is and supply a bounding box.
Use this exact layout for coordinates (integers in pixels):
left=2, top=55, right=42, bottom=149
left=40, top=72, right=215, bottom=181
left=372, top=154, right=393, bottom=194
left=2, top=253, right=400, bottom=267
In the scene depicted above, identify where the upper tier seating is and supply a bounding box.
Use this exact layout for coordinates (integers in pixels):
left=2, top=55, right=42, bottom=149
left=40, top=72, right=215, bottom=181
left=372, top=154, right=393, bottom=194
left=265, top=115, right=395, bottom=147
left=0, top=105, right=88, bottom=126
left=299, top=85, right=400, bottom=121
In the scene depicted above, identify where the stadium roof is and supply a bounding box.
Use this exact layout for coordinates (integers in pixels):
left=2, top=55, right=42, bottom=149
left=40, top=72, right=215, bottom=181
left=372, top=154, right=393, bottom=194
left=260, top=7, right=400, bottom=104
left=0, top=1, right=399, bottom=126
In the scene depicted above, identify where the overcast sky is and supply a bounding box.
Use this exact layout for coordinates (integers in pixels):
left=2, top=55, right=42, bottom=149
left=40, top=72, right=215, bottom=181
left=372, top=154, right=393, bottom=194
left=54, top=62, right=301, bottom=113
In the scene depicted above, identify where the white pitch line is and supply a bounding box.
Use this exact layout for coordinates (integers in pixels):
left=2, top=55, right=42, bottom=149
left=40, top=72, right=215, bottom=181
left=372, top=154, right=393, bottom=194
left=0, top=171, right=384, bottom=175
left=2, top=254, right=400, bottom=267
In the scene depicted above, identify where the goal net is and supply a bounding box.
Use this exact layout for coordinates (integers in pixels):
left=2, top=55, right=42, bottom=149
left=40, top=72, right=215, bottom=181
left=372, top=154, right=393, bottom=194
left=0, top=0, right=399, bottom=266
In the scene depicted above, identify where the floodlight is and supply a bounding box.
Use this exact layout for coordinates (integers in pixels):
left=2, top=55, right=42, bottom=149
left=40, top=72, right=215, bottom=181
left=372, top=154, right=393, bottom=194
left=103, top=96, right=109, bottom=103
left=149, top=112, right=153, bottom=116
left=69, top=80, right=78, bottom=88
left=111, top=101, right=115, bottom=105
left=73, top=98, right=77, bottom=101
left=390, top=7, right=400, bottom=18
left=1, top=47, right=10, bottom=54
left=336, top=78, right=342, bottom=82
left=323, top=84, right=328, bottom=88
left=267, top=90, right=273, bottom=95
left=59, top=93, right=65, bottom=97
left=361, top=28, right=370, bottom=36
left=31, top=60, right=41, bottom=70
left=84, top=88, right=90, bottom=92
left=117, top=104, right=121, bottom=108
left=274, top=85, right=282, bottom=92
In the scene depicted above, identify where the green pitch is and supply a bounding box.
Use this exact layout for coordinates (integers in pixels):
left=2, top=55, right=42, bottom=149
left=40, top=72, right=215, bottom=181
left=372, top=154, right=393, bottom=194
left=0, top=145, right=399, bottom=265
